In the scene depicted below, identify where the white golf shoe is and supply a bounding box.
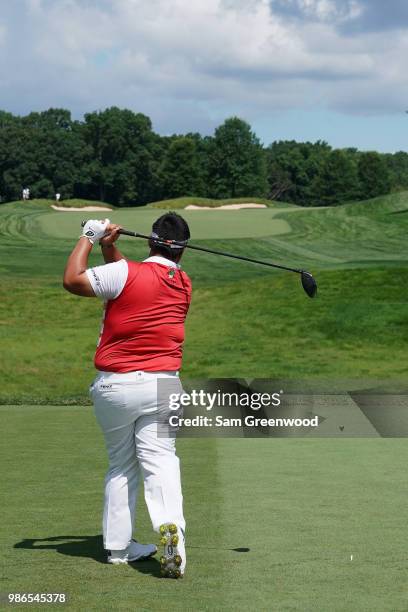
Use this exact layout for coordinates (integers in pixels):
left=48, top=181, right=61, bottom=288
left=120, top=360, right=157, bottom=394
left=107, top=539, right=157, bottom=564
left=158, top=523, right=186, bottom=578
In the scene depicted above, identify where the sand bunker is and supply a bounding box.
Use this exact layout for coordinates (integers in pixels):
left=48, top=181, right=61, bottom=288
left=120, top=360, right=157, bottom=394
left=185, top=203, right=267, bottom=210
left=51, top=205, right=112, bottom=212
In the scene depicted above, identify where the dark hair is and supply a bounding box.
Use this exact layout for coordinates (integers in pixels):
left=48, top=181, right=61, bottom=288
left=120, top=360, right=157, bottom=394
left=149, top=212, right=190, bottom=261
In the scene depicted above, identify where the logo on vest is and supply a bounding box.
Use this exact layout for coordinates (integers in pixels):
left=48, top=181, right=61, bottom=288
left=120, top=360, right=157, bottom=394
left=168, top=269, right=176, bottom=279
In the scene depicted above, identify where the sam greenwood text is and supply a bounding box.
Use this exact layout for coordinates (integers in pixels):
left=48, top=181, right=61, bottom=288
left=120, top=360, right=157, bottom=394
left=168, top=415, right=320, bottom=428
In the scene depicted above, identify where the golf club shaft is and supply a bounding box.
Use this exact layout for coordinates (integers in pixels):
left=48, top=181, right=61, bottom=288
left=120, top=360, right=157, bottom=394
left=117, top=229, right=305, bottom=275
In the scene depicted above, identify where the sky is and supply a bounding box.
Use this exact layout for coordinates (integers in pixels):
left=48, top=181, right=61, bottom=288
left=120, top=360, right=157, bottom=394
left=0, top=0, right=407, bottom=151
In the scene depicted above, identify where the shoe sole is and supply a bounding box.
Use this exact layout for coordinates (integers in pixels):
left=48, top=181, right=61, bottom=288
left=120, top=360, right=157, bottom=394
left=158, top=523, right=183, bottom=579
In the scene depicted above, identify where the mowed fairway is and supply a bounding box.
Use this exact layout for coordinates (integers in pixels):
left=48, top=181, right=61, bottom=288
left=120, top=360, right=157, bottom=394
left=1, top=197, right=408, bottom=611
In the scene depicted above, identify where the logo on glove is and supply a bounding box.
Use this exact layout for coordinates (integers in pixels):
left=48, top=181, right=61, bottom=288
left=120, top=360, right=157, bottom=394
left=81, top=218, right=110, bottom=244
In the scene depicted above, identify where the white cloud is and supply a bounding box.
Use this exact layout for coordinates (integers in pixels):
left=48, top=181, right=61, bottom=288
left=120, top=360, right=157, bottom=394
left=0, top=0, right=407, bottom=137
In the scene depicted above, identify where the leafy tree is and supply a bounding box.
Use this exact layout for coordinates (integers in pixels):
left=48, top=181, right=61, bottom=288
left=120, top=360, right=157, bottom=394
left=32, top=178, right=54, bottom=198
left=385, top=151, right=408, bottom=191
left=0, top=107, right=399, bottom=207
left=313, top=149, right=360, bottom=205
left=22, top=108, right=73, bottom=131
left=158, top=136, right=206, bottom=198
left=82, top=107, right=159, bottom=205
left=266, top=140, right=331, bottom=205
left=207, top=117, right=268, bottom=198
left=267, top=160, right=293, bottom=200
left=0, top=109, right=88, bottom=201
left=0, top=111, right=18, bottom=128
left=358, top=152, right=392, bottom=199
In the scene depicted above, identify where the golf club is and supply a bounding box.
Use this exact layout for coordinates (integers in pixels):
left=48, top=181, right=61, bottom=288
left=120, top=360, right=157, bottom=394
left=81, top=222, right=318, bottom=298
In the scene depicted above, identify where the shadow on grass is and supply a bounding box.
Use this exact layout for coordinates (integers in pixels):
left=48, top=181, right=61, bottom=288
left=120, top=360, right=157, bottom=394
left=389, top=208, right=408, bottom=215
left=14, top=535, right=162, bottom=577
left=188, top=545, right=250, bottom=553
left=14, top=535, right=105, bottom=563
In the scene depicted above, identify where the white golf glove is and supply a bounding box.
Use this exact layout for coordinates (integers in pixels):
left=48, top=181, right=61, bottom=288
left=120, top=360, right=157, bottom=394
left=81, top=219, right=110, bottom=244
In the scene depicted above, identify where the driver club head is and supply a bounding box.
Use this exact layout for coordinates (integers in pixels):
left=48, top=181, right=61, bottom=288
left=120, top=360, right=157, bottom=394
left=301, top=271, right=317, bottom=298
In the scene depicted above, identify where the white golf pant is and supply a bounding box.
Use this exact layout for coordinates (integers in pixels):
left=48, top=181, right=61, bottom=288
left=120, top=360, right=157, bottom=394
left=91, top=370, right=185, bottom=550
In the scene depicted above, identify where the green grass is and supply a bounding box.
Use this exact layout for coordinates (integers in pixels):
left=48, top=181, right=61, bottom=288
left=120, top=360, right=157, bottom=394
left=1, top=191, right=408, bottom=609
left=146, top=196, right=286, bottom=209
left=37, top=208, right=292, bottom=241
left=0, top=198, right=114, bottom=209
left=2, top=407, right=408, bottom=611
left=1, top=266, right=407, bottom=404
left=0, top=196, right=287, bottom=210
left=1, top=191, right=407, bottom=403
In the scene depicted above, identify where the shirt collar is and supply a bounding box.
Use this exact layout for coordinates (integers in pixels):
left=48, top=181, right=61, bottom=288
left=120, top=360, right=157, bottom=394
left=143, top=255, right=180, bottom=269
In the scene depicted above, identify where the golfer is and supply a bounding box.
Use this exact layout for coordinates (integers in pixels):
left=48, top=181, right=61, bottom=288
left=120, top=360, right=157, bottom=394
left=63, top=213, right=192, bottom=578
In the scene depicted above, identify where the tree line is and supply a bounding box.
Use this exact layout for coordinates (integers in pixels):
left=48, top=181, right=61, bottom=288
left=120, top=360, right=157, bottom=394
left=0, top=107, right=406, bottom=206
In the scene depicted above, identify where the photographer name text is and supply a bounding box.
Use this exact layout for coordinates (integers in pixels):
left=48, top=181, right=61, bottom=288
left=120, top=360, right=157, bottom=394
left=168, top=415, right=319, bottom=428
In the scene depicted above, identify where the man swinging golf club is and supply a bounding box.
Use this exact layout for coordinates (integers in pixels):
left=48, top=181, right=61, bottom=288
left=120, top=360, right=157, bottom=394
left=63, top=213, right=192, bottom=579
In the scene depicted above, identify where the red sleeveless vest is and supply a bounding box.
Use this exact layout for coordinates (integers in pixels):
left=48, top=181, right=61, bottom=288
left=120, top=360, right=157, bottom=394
left=94, top=260, right=192, bottom=372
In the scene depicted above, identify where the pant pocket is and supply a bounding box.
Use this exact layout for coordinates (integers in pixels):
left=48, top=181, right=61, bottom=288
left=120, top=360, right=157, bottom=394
left=93, top=385, right=130, bottom=432
left=94, top=383, right=125, bottom=403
